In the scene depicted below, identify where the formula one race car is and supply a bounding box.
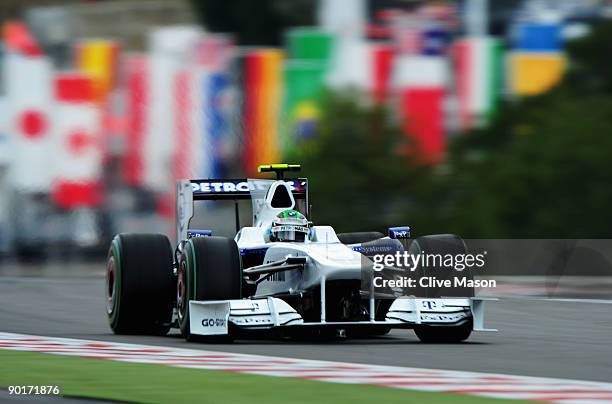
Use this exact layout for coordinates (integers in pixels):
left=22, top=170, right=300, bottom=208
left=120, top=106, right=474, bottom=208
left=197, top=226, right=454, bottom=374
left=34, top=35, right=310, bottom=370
left=106, top=164, right=495, bottom=343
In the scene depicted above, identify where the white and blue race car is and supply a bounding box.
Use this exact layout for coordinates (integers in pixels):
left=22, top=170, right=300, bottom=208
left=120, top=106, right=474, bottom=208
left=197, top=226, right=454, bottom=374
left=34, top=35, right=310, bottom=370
left=106, top=164, right=494, bottom=342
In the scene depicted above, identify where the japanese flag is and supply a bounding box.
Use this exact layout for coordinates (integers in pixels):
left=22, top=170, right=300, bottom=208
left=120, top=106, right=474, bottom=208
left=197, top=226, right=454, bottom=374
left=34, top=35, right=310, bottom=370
left=4, top=53, right=54, bottom=193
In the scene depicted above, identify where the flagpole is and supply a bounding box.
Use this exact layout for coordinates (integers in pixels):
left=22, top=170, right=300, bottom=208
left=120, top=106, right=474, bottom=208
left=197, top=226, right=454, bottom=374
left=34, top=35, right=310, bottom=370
left=465, top=0, right=488, bottom=36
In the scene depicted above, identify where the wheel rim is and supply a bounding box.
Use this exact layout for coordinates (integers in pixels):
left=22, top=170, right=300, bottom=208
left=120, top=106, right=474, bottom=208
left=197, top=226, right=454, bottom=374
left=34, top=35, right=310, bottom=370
left=177, top=260, right=187, bottom=322
left=106, top=256, right=117, bottom=315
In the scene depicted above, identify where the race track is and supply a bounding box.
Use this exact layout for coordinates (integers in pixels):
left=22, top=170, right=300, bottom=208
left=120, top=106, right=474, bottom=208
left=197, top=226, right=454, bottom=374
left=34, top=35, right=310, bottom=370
left=0, top=267, right=610, bottom=384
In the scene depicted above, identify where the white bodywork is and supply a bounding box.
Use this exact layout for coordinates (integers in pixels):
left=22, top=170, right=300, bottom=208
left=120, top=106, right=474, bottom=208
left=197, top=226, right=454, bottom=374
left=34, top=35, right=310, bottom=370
left=189, top=295, right=496, bottom=336
left=237, top=225, right=360, bottom=296
left=178, top=178, right=495, bottom=337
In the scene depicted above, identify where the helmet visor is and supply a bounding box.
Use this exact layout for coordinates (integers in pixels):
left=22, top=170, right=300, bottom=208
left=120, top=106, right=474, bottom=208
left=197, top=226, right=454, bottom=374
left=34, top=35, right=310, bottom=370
left=271, top=225, right=309, bottom=242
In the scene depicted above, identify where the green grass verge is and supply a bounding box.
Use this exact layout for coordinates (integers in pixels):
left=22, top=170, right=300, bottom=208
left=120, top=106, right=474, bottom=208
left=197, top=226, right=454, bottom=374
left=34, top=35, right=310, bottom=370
left=0, top=349, right=525, bottom=404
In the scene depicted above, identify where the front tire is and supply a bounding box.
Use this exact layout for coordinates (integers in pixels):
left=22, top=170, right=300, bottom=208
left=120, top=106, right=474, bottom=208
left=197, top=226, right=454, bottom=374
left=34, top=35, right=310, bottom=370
left=411, top=234, right=474, bottom=343
left=106, top=233, right=174, bottom=335
left=177, top=236, right=242, bottom=341
left=411, top=234, right=474, bottom=298
left=414, top=320, right=473, bottom=343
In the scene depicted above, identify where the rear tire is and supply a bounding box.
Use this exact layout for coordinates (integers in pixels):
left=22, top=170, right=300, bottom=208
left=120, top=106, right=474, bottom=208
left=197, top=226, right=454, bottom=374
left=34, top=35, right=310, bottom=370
left=106, top=233, right=174, bottom=335
left=337, top=231, right=384, bottom=245
left=177, top=236, right=242, bottom=341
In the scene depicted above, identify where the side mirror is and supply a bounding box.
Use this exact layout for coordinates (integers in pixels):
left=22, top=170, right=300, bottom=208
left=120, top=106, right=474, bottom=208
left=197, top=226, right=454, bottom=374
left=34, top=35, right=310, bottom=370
left=388, top=226, right=411, bottom=239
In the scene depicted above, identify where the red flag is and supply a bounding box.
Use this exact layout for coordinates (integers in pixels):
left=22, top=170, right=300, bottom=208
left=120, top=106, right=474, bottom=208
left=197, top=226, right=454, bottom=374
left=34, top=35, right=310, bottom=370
left=394, top=55, right=448, bottom=163
left=123, top=54, right=149, bottom=186
left=401, top=88, right=445, bottom=163
left=371, top=44, right=394, bottom=103
left=2, top=21, right=42, bottom=56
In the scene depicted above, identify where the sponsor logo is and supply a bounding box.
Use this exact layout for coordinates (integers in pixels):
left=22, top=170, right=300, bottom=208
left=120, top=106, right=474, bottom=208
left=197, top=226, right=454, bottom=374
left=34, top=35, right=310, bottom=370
left=271, top=225, right=309, bottom=233
left=191, top=180, right=305, bottom=194
left=389, top=226, right=411, bottom=239
left=192, top=181, right=250, bottom=193
left=421, top=300, right=437, bottom=310
left=201, top=318, right=226, bottom=327
left=240, top=247, right=268, bottom=256
left=187, top=230, right=212, bottom=238
left=420, top=313, right=466, bottom=322
left=269, top=271, right=286, bottom=282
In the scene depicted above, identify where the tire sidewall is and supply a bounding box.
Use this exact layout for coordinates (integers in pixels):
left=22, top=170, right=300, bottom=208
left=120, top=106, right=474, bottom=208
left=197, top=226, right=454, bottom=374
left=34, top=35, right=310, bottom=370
left=107, top=237, right=122, bottom=330
left=178, top=240, right=195, bottom=338
left=178, top=237, right=241, bottom=340
left=106, top=233, right=174, bottom=335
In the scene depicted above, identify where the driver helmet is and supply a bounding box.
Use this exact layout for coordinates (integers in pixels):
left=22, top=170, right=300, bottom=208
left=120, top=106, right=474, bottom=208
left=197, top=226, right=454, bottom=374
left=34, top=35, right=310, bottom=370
left=268, top=210, right=310, bottom=242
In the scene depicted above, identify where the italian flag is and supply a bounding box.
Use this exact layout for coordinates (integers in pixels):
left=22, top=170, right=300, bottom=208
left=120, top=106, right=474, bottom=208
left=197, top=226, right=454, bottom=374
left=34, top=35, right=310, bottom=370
left=454, top=36, right=504, bottom=130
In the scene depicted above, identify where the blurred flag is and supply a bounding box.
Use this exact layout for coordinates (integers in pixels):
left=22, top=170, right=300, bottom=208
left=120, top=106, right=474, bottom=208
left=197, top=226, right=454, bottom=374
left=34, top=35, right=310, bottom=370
left=193, top=34, right=235, bottom=178
left=206, top=71, right=232, bottom=178
left=282, top=60, right=327, bottom=154
left=509, top=53, right=566, bottom=96
left=329, top=40, right=395, bottom=103
left=193, top=34, right=234, bottom=71
left=123, top=53, right=149, bottom=187
left=4, top=52, right=55, bottom=193
left=282, top=28, right=333, bottom=152
left=74, top=39, right=121, bottom=159
left=75, top=39, right=120, bottom=103
left=514, top=22, right=562, bottom=52
left=257, top=50, right=283, bottom=166
left=2, top=21, right=42, bottom=56
left=454, top=36, right=504, bottom=129
left=393, top=55, right=448, bottom=163
left=371, top=43, right=394, bottom=103
left=509, top=22, right=565, bottom=96
left=0, top=97, right=7, bottom=166
left=242, top=50, right=261, bottom=173
left=145, top=26, right=201, bottom=192
left=287, top=28, right=334, bottom=62
left=389, top=12, right=421, bottom=55
left=174, top=67, right=232, bottom=182
left=174, top=68, right=207, bottom=181
left=420, top=20, right=452, bottom=56
left=318, top=0, right=370, bottom=91
left=242, top=49, right=283, bottom=174
left=51, top=73, right=102, bottom=209
left=326, top=36, right=370, bottom=90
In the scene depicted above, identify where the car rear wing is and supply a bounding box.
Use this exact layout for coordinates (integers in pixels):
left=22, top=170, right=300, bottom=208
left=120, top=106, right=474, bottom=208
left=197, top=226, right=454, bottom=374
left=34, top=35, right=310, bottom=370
left=176, top=178, right=308, bottom=243
left=190, top=179, right=308, bottom=200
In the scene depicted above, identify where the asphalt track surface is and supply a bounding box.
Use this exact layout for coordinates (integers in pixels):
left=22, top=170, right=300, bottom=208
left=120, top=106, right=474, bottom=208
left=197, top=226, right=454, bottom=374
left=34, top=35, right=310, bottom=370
left=0, top=265, right=611, bottom=384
